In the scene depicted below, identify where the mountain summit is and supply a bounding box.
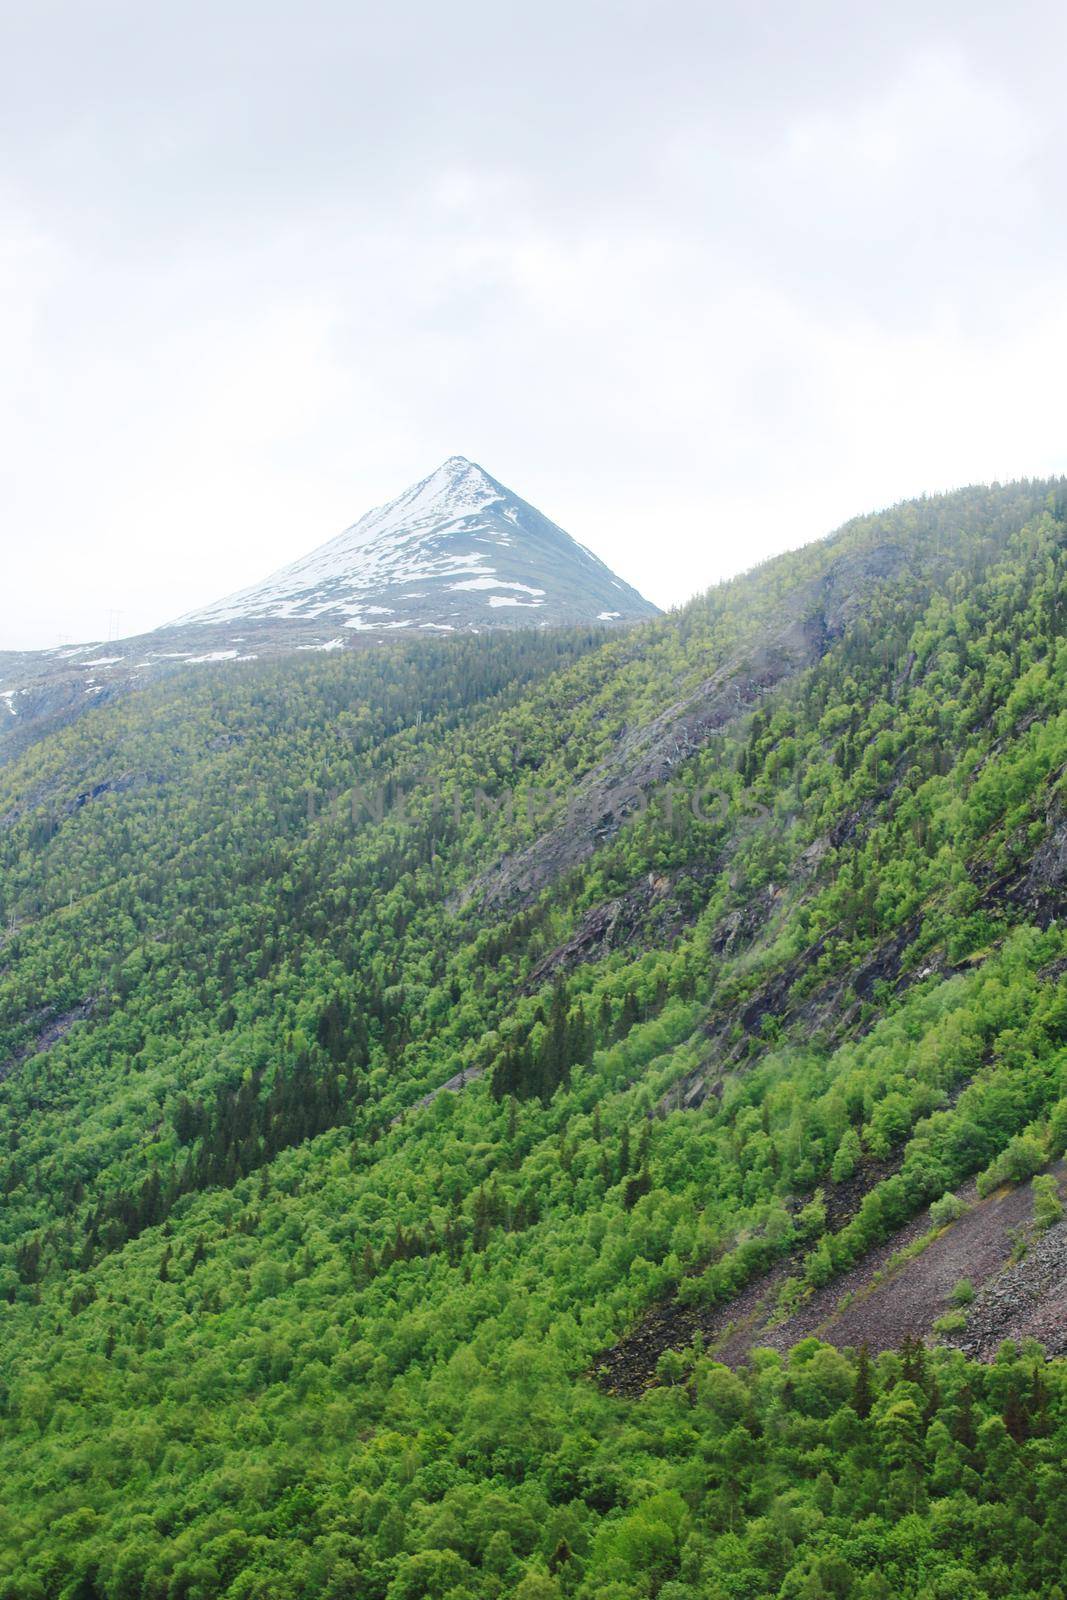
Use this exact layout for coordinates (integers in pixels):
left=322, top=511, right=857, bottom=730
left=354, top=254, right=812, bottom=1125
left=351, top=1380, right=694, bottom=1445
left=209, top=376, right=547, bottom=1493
left=175, top=456, right=658, bottom=635
left=0, top=457, right=657, bottom=761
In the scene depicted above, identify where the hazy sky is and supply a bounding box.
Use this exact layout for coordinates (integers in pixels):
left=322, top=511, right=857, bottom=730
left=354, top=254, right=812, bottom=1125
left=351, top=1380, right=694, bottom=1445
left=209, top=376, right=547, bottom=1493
left=3, top=0, right=1067, bottom=648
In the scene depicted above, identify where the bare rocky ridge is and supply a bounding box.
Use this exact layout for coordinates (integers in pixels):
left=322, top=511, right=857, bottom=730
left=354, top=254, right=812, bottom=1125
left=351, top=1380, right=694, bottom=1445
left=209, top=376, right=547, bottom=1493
left=458, top=605, right=828, bottom=919
left=956, top=1205, right=1067, bottom=1359
left=390, top=1065, right=487, bottom=1126
left=454, top=534, right=926, bottom=923
left=598, top=1164, right=1067, bottom=1395
left=522, top=865, right=721, bottom=992
left=0, top=999, right=94, bottom=1084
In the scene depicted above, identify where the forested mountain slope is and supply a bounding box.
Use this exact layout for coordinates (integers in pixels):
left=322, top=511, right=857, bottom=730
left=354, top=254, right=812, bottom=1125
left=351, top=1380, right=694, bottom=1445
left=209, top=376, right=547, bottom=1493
left=1, top=481, right=1067, bottom=1597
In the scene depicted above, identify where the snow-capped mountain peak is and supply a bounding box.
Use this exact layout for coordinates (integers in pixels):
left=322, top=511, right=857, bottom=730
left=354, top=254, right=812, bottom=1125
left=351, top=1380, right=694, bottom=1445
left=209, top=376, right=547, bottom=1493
left=173, top=457, right=657, bottom=635
left=0, top=458, right=657, bottom=765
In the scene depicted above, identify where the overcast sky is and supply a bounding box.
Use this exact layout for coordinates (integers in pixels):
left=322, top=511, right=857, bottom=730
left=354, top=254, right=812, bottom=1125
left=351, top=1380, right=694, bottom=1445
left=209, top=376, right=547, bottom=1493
left=3, top=1, right=1066, bottom=649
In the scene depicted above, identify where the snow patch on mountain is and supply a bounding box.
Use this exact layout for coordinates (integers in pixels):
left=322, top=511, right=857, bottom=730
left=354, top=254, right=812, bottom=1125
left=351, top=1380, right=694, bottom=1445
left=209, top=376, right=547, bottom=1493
left=448, top=577, right=545, bottom=595
left=171, top=456, right=657, bottom=636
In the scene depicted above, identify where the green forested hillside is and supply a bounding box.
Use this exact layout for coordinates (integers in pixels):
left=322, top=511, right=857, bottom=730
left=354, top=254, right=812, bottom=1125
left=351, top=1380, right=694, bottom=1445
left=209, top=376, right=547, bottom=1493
left=1, top=483, right=1067, bottom=1598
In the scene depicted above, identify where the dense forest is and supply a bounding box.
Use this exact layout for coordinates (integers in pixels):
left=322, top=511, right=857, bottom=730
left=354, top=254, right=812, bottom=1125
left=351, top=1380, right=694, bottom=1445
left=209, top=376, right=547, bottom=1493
left=1, top=481, right=1067, bottom=1597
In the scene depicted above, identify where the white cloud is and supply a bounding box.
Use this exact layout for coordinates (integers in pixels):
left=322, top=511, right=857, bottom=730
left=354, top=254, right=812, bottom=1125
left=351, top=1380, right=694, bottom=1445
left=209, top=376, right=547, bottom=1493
left=3, top=6, right=1067, bottom=648
left=784, top=48, right=1036, bottom=177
